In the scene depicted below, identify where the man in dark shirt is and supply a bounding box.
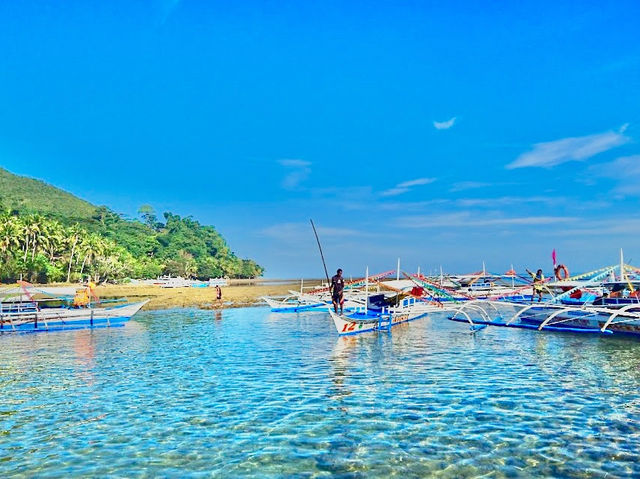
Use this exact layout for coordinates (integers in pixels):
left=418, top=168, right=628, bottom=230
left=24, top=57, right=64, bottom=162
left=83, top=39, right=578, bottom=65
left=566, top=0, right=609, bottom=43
left=331, top=268, right=345, bottom=314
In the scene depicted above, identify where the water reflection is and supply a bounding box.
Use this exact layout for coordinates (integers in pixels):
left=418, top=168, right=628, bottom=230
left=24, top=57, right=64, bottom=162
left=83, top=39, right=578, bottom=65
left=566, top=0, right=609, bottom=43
left=2, top=308, right=640, bottom=477
left=73, top=330, right=96, bottom=386
left=329, top=337, right=357, bottom=403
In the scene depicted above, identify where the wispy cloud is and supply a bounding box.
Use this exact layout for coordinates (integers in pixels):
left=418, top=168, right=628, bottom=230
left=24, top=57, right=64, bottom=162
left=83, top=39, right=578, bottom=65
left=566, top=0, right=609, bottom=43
left=592, top=154, right=640, bottom=196
left=261, top=222, right=364, bottom=242
left=279, top=159, right=311, bottom=190
left=433, top=117, right=456, bottom=130
left=551, top=217, right=640, bottom=237
left=381, top=177, right=436, bottom=197
left=507, top=125, right=630, bottom=169
left=396, top=212, right=575, bottom=228
left=456, top=196, right=560, bottom=208
left=157, top=0, right=182, bottom=26
left=449, top=181, right=492, bottom=192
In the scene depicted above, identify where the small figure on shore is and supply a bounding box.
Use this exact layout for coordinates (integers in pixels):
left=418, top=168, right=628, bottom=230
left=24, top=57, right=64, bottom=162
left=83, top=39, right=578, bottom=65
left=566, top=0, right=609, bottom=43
left=215, top=285, right=222, bottom=302
left=331, top=268, right=345, bottom=314
left=526, top=268, right=545, bottom=302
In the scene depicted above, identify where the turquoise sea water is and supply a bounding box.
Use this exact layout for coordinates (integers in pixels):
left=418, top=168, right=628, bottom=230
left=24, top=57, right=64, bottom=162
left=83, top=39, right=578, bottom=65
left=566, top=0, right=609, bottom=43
left=2, top=307, right=640, bottom=477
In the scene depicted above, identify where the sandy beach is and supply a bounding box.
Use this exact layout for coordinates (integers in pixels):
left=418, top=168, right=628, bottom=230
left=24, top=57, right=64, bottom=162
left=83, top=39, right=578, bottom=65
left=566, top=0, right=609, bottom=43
left=95, top=279, right=324, bottom=310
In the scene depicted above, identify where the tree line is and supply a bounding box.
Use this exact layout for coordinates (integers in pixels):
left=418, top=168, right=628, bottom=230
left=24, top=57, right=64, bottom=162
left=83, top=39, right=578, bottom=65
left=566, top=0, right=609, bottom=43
left=0, top=208, right=263, bottom=283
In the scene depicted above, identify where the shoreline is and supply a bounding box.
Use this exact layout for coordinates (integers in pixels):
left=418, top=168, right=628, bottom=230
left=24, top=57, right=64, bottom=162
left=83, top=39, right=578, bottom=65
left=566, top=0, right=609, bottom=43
left=95, top=280, right=324, bottom=310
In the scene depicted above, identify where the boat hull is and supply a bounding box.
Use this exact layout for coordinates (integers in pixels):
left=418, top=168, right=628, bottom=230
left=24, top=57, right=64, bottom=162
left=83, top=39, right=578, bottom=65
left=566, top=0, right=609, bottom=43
left=261, top=296, right=327, bottom=313
left=329, top=307, right=428, bottom=336
left=520, top=308, right=640, bottom=337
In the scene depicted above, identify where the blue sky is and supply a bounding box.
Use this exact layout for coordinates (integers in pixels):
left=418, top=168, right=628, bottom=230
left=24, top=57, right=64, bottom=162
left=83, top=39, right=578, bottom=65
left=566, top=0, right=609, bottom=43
left=1, top=1, right=639, bottom=277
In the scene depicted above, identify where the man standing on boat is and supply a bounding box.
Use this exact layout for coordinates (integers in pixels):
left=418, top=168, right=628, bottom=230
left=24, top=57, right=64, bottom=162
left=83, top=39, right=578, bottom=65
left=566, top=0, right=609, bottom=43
left=331, top=268, right=345, bottom=314
left=527, top=268, right=545, bottom=302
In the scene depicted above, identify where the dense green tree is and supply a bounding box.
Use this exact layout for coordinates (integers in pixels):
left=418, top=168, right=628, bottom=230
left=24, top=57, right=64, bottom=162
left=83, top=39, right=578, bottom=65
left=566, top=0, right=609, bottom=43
left=137, top=204, right=159, bottom=230
left=0, top=210, right=263, bottom=283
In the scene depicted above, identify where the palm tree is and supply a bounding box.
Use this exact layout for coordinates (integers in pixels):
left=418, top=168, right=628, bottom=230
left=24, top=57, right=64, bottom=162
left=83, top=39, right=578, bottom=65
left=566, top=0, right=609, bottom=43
left=79, top=233, right=104, bottom=277
left=65, top=224, right=83, bottom=283
left=0, top=215, right=20, bottom=260
left=29, top=214, right=44, bottom=260
left=40, top=220, right=65, bottom=262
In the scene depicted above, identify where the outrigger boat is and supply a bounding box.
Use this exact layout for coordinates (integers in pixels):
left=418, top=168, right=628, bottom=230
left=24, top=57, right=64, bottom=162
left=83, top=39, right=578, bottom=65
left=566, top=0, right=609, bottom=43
left=0, top=301, right=149, bottom=333
left=448, top=299, right=640, bottom=337
left=408, top=267, right=533, bottom=303
left=262, top=270, right=396, bottom=313
left=328, top=268, right=450, bottom=335
left=0, top=282, right=148, bottom=333
left=262, top=292, right=329, bottom=313
left=328, top=296, right=439, bottom=336
left=442, top=251, right=640, bottom=338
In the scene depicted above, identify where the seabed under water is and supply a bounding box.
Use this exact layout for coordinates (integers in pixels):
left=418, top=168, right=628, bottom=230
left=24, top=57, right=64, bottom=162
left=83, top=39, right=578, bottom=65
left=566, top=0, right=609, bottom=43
left=1, top=307, right=640, bottom=477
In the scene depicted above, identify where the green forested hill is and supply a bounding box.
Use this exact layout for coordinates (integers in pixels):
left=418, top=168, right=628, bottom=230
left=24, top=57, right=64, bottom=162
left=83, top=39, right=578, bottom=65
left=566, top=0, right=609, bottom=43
left=0, top=167, right=97, bottom=219
left=0, top=167, right=263, bottom=282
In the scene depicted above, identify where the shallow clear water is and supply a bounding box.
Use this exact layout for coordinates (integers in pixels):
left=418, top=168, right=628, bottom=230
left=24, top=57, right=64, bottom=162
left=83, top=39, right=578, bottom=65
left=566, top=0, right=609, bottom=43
left=2, top=307, right=640, bottom=477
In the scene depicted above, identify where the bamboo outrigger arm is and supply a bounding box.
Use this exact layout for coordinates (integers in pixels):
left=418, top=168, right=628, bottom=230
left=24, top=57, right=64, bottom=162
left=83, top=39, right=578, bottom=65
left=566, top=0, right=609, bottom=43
left=450, top=307, right=475, bottom=326
left=537, top=307, right=577, bottom=330
left=506, top=304, right=539, bottom=325
left=451, top=302, right=494, bottom=324
left=600, top=304, right=640, bottom=332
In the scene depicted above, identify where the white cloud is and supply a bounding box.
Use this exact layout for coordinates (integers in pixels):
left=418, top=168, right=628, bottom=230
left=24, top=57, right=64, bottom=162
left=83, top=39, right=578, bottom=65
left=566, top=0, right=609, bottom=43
left=396, top=212, right=575, bottom=228
left=397, top=178, right=434, bottom=188
left=507, top=125, right=630, bottom=169
left=279, top=159, right=311, bottom=190
left=381, top=177, right=436, bottom=197
left=433, top=117, right=456, bottom=130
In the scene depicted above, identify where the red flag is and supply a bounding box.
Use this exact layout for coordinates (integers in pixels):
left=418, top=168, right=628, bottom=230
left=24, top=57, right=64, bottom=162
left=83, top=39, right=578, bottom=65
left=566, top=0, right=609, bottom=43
left=552, top=249, right=557, bottom=266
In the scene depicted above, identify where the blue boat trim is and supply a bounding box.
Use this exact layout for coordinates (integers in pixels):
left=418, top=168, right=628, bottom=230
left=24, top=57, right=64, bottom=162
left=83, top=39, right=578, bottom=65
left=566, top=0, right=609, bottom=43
left=447, top=316, right=614, bottom=335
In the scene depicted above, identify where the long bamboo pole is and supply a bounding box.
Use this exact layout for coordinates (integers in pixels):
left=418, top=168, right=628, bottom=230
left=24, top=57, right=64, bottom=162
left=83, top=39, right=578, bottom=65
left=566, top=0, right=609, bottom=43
left=310, top=219, right=332, bottom=295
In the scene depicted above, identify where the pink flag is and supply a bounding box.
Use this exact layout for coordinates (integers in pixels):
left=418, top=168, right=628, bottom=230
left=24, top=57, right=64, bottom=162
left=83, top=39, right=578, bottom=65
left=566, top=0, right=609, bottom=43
left=552, top=249, right=557, bottom=266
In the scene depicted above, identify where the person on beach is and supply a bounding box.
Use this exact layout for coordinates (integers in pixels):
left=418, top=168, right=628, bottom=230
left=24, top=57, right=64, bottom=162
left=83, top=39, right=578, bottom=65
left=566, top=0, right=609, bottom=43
left=526, top=268, right=545, bottom=302
left=215, top=285, right=222, bottom=302
left=331, top=268, right=345, bottom=314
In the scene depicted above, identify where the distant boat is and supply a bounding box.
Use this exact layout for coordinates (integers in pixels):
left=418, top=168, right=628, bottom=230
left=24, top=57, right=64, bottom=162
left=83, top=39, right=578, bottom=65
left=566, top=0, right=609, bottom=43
left=144, top=276, right=227, bottom=288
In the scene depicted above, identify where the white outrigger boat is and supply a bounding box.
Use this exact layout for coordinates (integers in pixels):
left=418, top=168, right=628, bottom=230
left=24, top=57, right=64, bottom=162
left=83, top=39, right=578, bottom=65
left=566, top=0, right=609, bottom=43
left=440, top=252, right=640, bottom=338
left=0, top=301, right=149, bottom=333
left=447, top=299, right=640, bottom=337
left=329, top=294, right=448, bottom=336
left=0, top=282, right=148, bottom=333
left=262, top=270, right=395, bottom=313
left=329, top=303, right=425, bottom=336
left=261, top=291, right=329, bottom=313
